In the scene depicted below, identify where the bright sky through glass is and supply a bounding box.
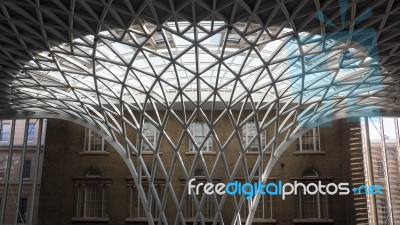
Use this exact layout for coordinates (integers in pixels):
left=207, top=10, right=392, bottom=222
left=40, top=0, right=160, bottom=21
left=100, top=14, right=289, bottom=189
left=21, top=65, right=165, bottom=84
left=368, top=117, right=397, bottom=141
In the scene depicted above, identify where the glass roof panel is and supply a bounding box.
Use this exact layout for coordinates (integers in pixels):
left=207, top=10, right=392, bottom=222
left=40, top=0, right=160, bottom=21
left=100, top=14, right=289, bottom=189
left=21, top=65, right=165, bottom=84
left=18, top=21, right=381, bottom=109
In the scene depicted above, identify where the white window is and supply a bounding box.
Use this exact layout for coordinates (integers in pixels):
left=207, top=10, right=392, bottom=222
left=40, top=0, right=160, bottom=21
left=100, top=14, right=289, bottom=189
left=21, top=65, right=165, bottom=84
left=74, top=172, right=110, bottom=219
left=297, top=169, right=330, bottom=220
left=128, top=184, right=163, bottom=219
left=381, top=199, right=390, bottom=225
left=140, top=121, right=159, bottom=152
left=22, top=160, right=31, bottom=179
left=185, top=167, right=215, bottom=219
left=0, top=123, right=10, bottom=142
left=189, top=121, right=213, bottom=151
left=17, top=197, right=28, bottom=224
left=27, top=123, right=35, bottom=141
left=242, top=120, right=265, bottom=151
left=185, top=187, right=215, bottom=219
left=298, top=127, right=321, bottom=151
left=298, top=191, right=328, bottom=219
left=377, top=160, right=385, bottom=178
left=241, top=166, right=273, bottom=220
left=240, top=194, right=273, bottom=220
left=185, top=193, right=215, bottom=219
left=84, top=128, right=105, bottom=152
left=85, top=185, right=104, bottom=217
left=0, top=159, right=5, bottom=179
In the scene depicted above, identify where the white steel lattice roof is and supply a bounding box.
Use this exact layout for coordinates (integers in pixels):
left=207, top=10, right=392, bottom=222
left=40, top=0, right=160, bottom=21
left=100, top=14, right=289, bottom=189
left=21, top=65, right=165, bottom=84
left=0, top=0, right=399, bottom=224
left=0, top=0, right=397, bottom=118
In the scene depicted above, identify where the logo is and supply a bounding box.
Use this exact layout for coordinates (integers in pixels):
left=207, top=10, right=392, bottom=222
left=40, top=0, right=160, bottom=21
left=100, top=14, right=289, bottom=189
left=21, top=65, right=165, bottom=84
left=188, top=178, right=382, bottom=200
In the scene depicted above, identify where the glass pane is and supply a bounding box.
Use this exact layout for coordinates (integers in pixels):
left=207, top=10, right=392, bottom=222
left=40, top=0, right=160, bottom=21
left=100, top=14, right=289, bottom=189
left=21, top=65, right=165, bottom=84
left=0, top=123, right=10, bottom=142
left=190, top=121, right=212, bottom=151
left=141, top=121, right=158, bottom=151
left=85, top=129, right=104, bottom=152
left=84, top=185, right=102, bottom=217
left=27, top=123, right=35, bottom=141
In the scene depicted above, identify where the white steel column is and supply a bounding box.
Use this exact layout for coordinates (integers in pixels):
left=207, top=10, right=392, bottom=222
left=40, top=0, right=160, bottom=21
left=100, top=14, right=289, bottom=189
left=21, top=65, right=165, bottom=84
left=1, top=119, right=16, bottom=225
left=14, top=119, right=30, bottom=225
left=361, top=117, right=378, bottom=225
left=380, top=118, right=394, bottom=225
left=28, top=119, right=43, bottom=225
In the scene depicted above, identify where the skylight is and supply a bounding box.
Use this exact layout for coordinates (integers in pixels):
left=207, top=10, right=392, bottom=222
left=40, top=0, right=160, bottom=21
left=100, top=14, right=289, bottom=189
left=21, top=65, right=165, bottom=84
left=15, top=21, right=381, bottom=111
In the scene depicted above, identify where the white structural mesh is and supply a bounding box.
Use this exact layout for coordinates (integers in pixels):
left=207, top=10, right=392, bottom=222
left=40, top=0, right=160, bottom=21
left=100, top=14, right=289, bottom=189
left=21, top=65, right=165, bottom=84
left=0, top=0, right=398, bottom=224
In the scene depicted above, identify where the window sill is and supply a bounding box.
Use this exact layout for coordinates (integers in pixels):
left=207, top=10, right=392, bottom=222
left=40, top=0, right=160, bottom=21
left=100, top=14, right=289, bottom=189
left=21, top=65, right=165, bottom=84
left=185, top=218, right=215, bottom=222
left=294, top=151, right=326, bottom=155
left=245, top=151, right=271, bottom=155
left=0, top=179, right=34, bottom=184
left=126, top=218, right=159, bottom=222
left=79, top=151, right=109, bottom=155
left=185, top=151, right=216, bottom=155
left=293, top=219, right=334, bottom=223
left=71, top=217, right=109, bottom=222
left=245, top=151, right=259, bottom=155
left=241, top=218, right=276, bottom=223
left=132, top=152, right=163, bottom=155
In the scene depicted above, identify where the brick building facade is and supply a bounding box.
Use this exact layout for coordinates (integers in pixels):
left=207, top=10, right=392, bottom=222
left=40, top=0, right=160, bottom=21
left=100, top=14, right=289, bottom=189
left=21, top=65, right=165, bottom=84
left=37, top=118, right=366, bottom=225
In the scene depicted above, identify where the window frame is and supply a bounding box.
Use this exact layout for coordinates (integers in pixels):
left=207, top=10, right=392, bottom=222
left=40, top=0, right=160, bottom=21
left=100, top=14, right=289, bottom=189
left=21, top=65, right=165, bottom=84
left=27, top=123, right=35, bottom=142
left=297, top=188, right=329, bottom=220
left=240, top=193, right=273, bottom=220
left=377, top=160, right=385, bottom=178
left=240, top=164, right=275, bottom=221
left=126, top=177, right=165, bottom=222
left=128, top=183, right=164, bottom=219
left=184, top=180, right=216, bottom=220
left=22, top=159, right=31, bottom=179
left=17, top=197, right=28, bottom=224
left=83, top=184, right=105, bottom=218
left=0, top=123, right=10, bottom=142
left=298, top=127, right=321, bottom=152
left=381, top=199, right=390, bottom=225
left=84, top=128, right=105, bottom=152
left=139, top=121, right=159, bottom=152
left=72, top=177, right=111, bottom=221
left=189, top=121, right=213, bottom=152
left=295, top=170, right=331, bottom=222
left=242, top=120, right=265, bottom=152
left=0, top=159, right=5, bottom=179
